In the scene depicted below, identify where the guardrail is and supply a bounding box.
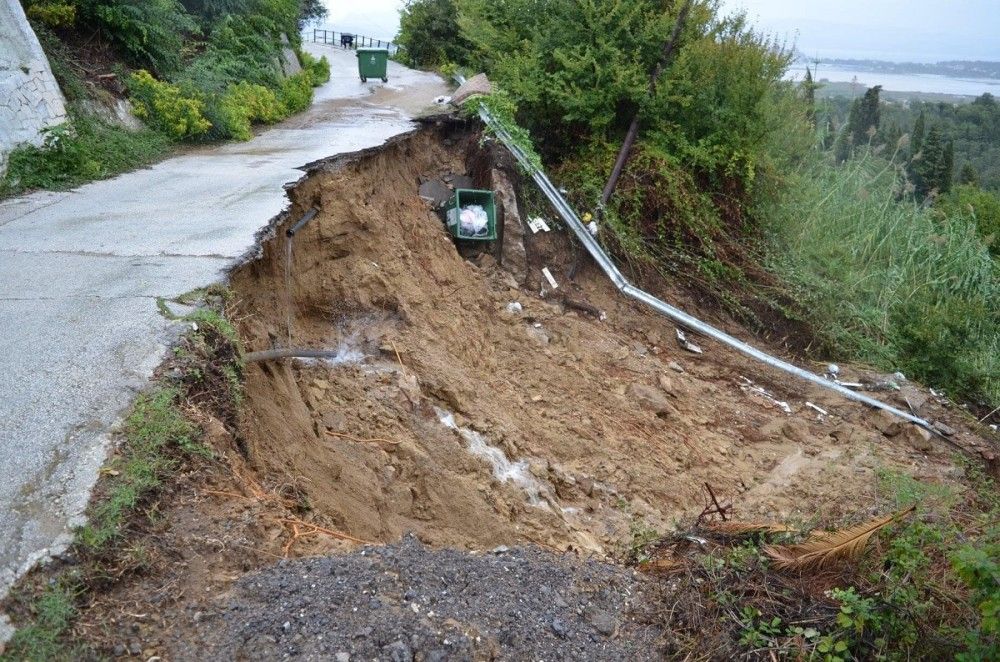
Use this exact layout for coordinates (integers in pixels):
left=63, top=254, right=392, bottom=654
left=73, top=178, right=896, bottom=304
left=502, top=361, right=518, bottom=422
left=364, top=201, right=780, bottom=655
left=311, top=29, right=399, bottom=55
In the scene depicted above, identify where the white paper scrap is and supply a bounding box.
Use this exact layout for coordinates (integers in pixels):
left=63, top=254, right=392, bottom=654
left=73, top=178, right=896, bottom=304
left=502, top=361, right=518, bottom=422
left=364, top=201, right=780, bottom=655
left=541, top=267, right=559, bottom=290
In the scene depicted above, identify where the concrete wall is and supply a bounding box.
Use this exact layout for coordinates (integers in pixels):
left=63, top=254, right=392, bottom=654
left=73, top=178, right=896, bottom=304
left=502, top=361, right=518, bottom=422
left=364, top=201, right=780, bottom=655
left=0, top=0, right=68, bottom=170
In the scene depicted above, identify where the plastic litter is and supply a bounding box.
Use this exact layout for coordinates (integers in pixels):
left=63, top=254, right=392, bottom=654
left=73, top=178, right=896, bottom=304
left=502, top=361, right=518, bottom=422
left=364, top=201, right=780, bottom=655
left=433, top=95, right=452, bottom=104
left=676, top=328, right=703, bottom=354
left=541, top=267, right=559, bottom=290
left=826, top=363, right=840, bottom=378
left=505, top=301, right=523, bottom=314
left=805, top=402, right=828, bottom=417
left=528, top=217, right=551, bottom=233
left=587, top=220, right=599, bottom=237
left=739, top=376, right=792, bottom=414
left=451, top=205, right=490, bottom=237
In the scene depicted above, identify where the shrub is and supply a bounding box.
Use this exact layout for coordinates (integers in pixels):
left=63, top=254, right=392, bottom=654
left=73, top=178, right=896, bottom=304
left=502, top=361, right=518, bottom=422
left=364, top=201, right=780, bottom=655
left=25, top=1, right=77, bottom=27
left=397, top=0, right=472, bottom=68
left=128, top=69, right=211, bottom=139
left=217, top=81, right=285, bottom=140
left=299, top=50, right=330, bottom=85
left=83, top=0, right=199, bottom=75
left=277, top=70, right=314, bottom=114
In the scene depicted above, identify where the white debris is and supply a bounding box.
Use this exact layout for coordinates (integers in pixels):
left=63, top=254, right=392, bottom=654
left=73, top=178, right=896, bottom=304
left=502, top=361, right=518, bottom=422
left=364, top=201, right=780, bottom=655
left=675, top=328, right=703, bottom=354
left=505, top=301, right=523, bottom=314
left=826, top=363, right=839, bottom=377
left=805, top=401, right=828, bottom=417
left=541, top=267, right=559, bottom=290
left=528, top=216, right=551, bottom=233
left=433, top=95, right=452, bottom=104
left=739, top=376, right=792, bottom=415
left=587, top=220, right=599, bottom=237
left=893, top=371, right=907, bottom=382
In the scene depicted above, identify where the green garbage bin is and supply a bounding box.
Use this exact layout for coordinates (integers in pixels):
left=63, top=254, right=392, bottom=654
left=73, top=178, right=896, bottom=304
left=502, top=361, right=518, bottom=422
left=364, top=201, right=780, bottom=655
left=356, top=48, right=389, bottom=83
left=444, top=189, right=496, bottom=241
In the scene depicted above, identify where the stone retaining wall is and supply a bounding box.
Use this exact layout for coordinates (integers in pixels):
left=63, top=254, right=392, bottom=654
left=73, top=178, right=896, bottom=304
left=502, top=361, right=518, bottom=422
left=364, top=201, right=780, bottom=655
left=0, top=0, right=68, bottom=171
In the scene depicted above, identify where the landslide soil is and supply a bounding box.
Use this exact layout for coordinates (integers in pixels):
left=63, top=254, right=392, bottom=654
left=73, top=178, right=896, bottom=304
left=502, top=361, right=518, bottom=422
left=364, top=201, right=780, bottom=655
left=17, top=119, right=997, bottom=660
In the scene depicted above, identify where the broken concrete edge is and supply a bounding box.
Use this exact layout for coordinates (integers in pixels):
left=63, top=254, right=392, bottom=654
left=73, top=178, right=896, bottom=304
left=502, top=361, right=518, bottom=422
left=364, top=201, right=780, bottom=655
left=227, top=114, right=476, bottom=277
left=450, top=73, right=492, bottom=107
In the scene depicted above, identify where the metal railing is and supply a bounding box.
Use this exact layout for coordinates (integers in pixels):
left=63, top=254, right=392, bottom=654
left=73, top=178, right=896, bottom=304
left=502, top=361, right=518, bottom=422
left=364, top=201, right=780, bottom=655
left=311, top=29, right=399, bottom=55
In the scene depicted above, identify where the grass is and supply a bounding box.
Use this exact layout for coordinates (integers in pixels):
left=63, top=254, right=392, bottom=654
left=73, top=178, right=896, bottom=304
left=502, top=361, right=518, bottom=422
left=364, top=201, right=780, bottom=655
left=76, top=387, right=202, bottom=551
left=1, top=582, right=84, bottom=662
left=762, top=147, right=1000, bottom=407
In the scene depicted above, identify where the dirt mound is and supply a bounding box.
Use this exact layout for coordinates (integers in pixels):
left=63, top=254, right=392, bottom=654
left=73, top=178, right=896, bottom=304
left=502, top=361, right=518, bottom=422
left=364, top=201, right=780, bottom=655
left=229, top=119, right=991, bottom=559
left=172, top=535, right=662, bottom=661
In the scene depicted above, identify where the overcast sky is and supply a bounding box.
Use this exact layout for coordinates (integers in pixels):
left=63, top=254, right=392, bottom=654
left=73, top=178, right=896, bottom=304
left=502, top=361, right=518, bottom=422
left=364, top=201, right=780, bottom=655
left=319, top=0, right=1000, bottom=62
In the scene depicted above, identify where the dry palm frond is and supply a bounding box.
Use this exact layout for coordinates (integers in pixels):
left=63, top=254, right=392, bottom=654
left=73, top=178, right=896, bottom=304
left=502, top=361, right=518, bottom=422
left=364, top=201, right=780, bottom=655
left=701, top=521, right=798, bottom=536
left=764, top=505, right=915, bottom=571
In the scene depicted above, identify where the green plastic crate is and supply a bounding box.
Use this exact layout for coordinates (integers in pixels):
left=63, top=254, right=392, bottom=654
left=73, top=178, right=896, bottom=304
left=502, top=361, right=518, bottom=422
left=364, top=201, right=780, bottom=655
left=444, top=189, right=496, bottom=240
left=356, top=48, right=389, bottom=82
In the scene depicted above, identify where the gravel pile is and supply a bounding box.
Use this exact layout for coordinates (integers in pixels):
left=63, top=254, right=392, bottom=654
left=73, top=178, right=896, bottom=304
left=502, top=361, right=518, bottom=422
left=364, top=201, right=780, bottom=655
left=174, top=536, right=663, bottom=660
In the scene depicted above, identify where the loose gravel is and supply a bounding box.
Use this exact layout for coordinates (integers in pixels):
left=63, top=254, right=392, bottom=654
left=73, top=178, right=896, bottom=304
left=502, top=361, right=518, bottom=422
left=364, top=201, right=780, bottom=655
left=173, top=536, right=663, bottom=660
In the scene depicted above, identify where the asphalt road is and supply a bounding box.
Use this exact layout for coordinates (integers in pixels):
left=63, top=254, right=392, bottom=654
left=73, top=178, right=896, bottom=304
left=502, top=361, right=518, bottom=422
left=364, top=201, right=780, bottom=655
left=0, top=43, right=447, bottom=600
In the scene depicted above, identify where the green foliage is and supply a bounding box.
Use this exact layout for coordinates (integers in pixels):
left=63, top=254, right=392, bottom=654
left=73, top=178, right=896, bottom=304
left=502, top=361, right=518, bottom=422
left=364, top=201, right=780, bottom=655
left=128, top=70, right=212, bottom=138
left=84, top=0, right=199, bottom=75
left=25, top=1, right=77, bottom=26
left=936, top=183, right=1000, bottom=257
left=299, top=50, right=330, bottom=84
left=0, top=116, right=171, bottom=197
left=0, top=582, right=84, bottom=662
left=76, top=387, right=200, bottom=550
left=217, top=81, right=285, bottom=140
left=277, top=70, right=315, bottom=114
left=397, top=0, right=474, bottom=68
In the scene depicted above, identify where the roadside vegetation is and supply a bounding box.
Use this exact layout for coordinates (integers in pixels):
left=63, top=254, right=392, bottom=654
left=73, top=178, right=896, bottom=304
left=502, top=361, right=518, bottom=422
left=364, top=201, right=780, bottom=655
left=0, top=290, right=243, bottom=661
left=1, top=0, right=331, bottom=197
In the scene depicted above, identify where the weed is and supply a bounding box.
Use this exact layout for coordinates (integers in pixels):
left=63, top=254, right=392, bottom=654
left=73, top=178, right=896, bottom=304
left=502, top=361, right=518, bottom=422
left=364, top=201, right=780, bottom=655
left=1, top=581, right=83, bottom=661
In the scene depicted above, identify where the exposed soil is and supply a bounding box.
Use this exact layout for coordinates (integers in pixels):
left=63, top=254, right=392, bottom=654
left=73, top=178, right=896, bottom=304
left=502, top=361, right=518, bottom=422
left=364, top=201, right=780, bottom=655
left=11, top=118, right=997, bottom=660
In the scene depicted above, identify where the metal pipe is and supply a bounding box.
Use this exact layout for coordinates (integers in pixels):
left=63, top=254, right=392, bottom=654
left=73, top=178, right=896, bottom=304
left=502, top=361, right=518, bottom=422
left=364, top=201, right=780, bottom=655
left=244, top=348, right=353, bottom=363
left=286, top=208, right=318, bottom=237
left=479, top=107, right=934, bottom=431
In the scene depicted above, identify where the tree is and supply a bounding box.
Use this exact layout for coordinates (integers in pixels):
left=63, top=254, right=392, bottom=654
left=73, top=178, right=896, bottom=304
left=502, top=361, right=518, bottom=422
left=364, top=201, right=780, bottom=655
left=802, top=66, right=816, bottom=124
left=940, top=140, right=954, bottom=194
left=915, top=124, right=944, bottom=198
left=959, top=162, right=980, bottom=187
left=911, top=109, right=925, bottom=157
left=847, top=85, right=881, bottom=146
left=396, top=0, right=472, bottom=68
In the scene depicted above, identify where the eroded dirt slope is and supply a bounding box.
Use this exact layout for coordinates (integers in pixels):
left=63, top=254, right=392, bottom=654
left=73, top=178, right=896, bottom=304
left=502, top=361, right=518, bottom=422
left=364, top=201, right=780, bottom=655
left=230, top=119, right=992, bottom=560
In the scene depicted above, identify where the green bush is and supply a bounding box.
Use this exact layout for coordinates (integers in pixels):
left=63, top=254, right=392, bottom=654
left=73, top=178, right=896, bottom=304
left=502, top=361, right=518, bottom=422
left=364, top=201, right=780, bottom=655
left=397, top=0, right=472, bottom=68
left=277, top=70, right=314, bottom=114
left=128, top=69, right=212, bottom=139
left=936, top=184, right=1000, bottom=257
left=299, top=50, right=330, bottom=85
left=217, top=81, right=285, bottom=140
left=84, top=0, right=199, bottom=75
left=25, top=1, right=77, bottom=26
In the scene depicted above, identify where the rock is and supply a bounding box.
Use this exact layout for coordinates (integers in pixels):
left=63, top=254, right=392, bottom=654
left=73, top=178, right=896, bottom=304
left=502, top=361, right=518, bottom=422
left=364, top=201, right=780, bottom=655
left=932, top=420, right=956, bottom=436
left=628, top=382, right=672, bottom=415
left=578, top=476, right=595, bottom=497
left=113, top=643, right=126, bottom=657
left=902, top=424, right=934, bottom=452
left=451, top=73, right=492, bottom=105
left=311, top=378, right=330, bottom=391
left=526, top=325, right=550, bottom=346
left=128, top=641, right=142, bottom=656
left=550, top=617, right=569, bottom=639
left=781, top=419, right=811, bottom=444
left=335, top=653, right=350, bottom=662
left=892, top=383, right=930, bottom=416
left=630, top=341, right=648, bottom=357
left=586, top=608, right=617, bottom=636
left=384, top=640, right=413, bottom=662
left=668, top=361, right=685, bottom=373
left=657, top=374, right=678, bottom=397
left=871, top=410, right=902, bottom=437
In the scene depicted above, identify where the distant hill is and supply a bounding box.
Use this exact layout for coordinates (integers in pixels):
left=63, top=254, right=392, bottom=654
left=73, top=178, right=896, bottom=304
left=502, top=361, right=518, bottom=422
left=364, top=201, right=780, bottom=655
left=799, top=58, right=1000, bottom=80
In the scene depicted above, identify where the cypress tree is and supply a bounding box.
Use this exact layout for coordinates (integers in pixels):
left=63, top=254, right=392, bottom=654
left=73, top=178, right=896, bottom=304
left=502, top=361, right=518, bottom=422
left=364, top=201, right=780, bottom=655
left=802, top=67, right=816, bottom=124
left=959, top=162, right=979, bottom=187
left=849, top=85, right=882, bottom=146
left=915, top=125, right=944, bottom=198
left=940, top=140, right=954, bottom=194
left=911, top=110, right=925, bottom=157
